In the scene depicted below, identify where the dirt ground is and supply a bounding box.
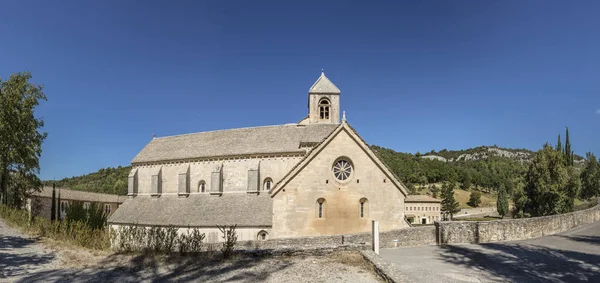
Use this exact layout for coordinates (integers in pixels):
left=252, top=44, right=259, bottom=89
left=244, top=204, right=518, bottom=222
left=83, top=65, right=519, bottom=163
left=0, top=219, right=381, bottom=282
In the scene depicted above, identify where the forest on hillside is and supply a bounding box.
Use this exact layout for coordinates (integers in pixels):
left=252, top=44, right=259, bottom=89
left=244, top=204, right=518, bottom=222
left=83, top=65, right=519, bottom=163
left=45, top=145, right=536, bottom=196
left=43, top=166, right=130, bottom=195
left=372, top=145, right=528, bottom=194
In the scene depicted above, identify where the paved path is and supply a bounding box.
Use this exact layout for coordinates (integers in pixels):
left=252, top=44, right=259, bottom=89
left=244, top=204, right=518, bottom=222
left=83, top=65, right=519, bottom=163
left=0, top=219, right=61, bottom=280
left=380, top=221, right=600, bottom=283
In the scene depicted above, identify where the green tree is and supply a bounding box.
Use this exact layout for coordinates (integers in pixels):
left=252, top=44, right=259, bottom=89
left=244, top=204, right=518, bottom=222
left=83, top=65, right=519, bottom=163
left=467, top=191, right=482, bottom=207
left=580, top=153, right=600, bottom=200
left=57, top=188, right=61, bottom=220
left=0, top=72, right=47, bottom=206
left=112, top=179, right=127, bottom=195
left=460, top=171, right=472, bottom=191
left=556, top=134, right=562, bottom=153
left=441, top=182, right=460, bottom=220
left=523, top=145, right=580, bottom=217
left=431, top=184, right=439, bottom=199
left=50, top=183, right=56, bottom=221
left=564, top=127, right=573, bottom=166
left=497, top=185, right=509, bottom=219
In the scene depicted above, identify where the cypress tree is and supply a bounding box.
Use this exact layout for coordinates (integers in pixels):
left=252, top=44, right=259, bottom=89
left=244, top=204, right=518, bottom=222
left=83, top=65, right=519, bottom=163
left=497, top=186, right=509, bottom=219
left=57, top=188, right=61, bottom=221
left=50, top=182, right=56, bottom=221
left=556, top=134, right=562, bottom=153
left=564, top=127, right=571, bottom=164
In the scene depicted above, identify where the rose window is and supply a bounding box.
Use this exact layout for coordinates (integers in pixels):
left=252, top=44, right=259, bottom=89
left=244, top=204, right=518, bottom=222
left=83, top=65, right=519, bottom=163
left=333, top=159, right=352, bottom=181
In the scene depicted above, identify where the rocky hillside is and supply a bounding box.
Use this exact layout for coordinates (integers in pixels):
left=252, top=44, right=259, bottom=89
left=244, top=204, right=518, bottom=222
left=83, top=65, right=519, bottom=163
left=421, top=146, right=584, bottom=164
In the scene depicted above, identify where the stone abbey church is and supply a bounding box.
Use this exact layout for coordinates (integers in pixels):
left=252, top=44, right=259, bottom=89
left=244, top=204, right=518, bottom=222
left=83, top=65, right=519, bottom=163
left=109, top=72, right=411, bottom=242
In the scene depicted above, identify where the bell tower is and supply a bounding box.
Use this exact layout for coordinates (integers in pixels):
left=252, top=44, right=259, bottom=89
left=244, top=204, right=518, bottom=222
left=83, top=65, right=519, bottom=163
left=308, top=71, right=341, bottom=124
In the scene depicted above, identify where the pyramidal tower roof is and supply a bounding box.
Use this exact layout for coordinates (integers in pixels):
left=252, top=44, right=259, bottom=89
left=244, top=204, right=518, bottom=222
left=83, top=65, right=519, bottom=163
left=309, top=71, right=341, bottom=94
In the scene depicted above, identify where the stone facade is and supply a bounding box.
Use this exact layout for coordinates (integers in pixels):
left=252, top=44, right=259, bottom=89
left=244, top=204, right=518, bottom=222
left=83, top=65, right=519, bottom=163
left=28, top=187, right=125, bottom=220
left=272, top=127, right=408, bottom=238
left=404, top=195, right=441, bottom=224
left=109, top=72, right=410, bottom=243
left=133, top=156, right=303, bottom=196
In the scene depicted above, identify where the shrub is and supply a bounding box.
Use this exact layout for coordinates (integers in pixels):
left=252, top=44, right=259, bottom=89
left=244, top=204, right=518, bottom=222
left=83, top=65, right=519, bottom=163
left=467, top=191, right=482, bottom=207
left=0, top=205, right=110, bottom=250
left=217, top=224, right=238, bottom=259
left=112, top=224, right=206, bottom=255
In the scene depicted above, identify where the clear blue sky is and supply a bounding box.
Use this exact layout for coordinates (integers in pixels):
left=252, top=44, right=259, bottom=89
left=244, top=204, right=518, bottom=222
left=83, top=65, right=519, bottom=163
left=1, top=1, right=599, bottom=180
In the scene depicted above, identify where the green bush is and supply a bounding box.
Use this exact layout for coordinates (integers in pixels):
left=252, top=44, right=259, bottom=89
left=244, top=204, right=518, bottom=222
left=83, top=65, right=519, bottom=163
left=0, top=205, right=110, bottom=250
left=112, top=225, right=207, bottom=255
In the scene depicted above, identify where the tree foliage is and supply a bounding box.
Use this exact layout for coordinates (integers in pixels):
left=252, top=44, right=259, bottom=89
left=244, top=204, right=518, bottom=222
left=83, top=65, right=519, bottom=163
left=441, top=182, right=460, bottom=220
left=497, top=185, right=509, bottom=219
left=523, top=145, right=580, bottom=217
left=43, top=166, right=131, bottom=195
left=372, top=145, right=529, bottom=193
left=0, top=72, right=47, bottom=207
left=467, top=191, right=482, bottom=207
left=580, top=152, right=600, bottom=200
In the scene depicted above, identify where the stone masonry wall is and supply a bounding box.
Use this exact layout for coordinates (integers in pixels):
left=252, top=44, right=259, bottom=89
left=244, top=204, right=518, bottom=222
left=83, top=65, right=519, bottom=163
left=437, top=204, right=600, bottom=245
left=235, top=225, right=437, bottom=251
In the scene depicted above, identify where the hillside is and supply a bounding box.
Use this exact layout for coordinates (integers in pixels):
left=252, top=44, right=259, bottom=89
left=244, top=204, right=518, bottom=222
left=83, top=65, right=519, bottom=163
left=44, top=144, right=581, bottom=196
left=421, top=146, right=585, bottom=163
left=43, top=166, right=131, bottom=195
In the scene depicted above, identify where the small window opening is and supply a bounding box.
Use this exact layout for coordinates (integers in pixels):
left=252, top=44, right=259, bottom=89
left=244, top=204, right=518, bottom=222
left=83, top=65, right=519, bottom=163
left=258, top=230, right=268, bottom=241
left=360, top=198, right=368, bottom=218
left=319, top=99, right=330, bottom=119
left=317, top=198, right=326, bottom=218
left=263, top=178, right=273, bottom=191
left=199, top=180, right=206, bottom=193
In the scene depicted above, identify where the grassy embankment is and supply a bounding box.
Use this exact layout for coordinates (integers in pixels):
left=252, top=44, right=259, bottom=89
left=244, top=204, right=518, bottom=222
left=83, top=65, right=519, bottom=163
left=0, top=205, right=110, bottom=250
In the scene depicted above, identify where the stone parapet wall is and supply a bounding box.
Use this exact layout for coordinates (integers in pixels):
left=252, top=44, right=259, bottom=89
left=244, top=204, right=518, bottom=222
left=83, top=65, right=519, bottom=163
left=236, top=225, right=437, bottom=251
left=437, top=205, right=600, bottom=245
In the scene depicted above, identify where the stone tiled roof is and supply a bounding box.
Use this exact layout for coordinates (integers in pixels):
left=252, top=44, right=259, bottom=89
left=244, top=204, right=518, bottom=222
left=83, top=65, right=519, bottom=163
left=309, top=72, right=341, bottom=94
left=405, top=195, right=441, bottom=203
left=108, top=193, right=272, bottom=227
left=33, top=186, right=126, bottom=204
left=132, top=123, right=338, bottom=164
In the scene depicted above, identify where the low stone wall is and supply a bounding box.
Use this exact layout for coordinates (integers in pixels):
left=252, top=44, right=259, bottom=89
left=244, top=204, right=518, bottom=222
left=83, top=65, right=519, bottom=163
left=437, top=205, right=600, bottom=244
left=235, top=225, right=438, bottom=252
left=454, top=206, right=497, bottom=218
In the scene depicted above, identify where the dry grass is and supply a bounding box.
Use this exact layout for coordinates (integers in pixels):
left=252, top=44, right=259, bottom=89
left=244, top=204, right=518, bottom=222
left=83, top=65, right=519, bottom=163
left=453, top=189, right=496, bottom=209
left=38, top=237, right=110, bottom=268
left=416, top=184, right=497, bottom=209
left=329, top=251, right=369, bottom=268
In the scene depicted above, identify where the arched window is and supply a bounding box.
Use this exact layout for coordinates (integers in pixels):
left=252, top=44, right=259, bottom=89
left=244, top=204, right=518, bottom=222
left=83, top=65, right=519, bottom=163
left=263, top=178, right=273, bottom=191
left=319, top=99, right=330, bottom=119
left=316, top=198, right=326, bottom=218
left=360, top=198, right=368, bottom=218
left=198, top=180, right=206, bottom=193
left=257, top=230, right=268, bottom=241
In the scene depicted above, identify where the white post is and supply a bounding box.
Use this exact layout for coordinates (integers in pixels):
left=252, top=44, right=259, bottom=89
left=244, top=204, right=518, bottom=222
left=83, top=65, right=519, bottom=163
left=372, top=220, right=379, bottom=254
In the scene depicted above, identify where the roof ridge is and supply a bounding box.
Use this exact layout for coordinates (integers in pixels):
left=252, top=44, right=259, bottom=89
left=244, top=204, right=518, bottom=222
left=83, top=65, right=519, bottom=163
left=154, top=123, right=302, bottom=140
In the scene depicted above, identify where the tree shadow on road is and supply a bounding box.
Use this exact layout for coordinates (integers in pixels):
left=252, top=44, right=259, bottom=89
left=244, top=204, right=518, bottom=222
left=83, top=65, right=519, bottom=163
left=558, top=235, right=600, bottom=246
left=0, top=235, right=56, bottom=279
left=438, top=243, right=600, bottom=282
left=16, top=251, right=294, bottom=283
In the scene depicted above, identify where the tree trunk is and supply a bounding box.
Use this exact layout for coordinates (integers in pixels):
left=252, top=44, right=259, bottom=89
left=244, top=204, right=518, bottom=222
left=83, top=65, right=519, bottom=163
left=0, top=163, right=7, bottom=206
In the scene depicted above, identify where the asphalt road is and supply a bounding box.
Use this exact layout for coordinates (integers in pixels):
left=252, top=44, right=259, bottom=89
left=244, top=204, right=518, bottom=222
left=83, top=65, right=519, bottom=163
left=380, top=221, right=600, bottom=283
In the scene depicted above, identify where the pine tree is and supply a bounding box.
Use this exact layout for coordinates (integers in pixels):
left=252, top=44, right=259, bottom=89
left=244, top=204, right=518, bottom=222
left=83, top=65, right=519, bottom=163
left=556, top=134, right=562, bottom=153
left=50, top=182, right=56, bottom=221
left=441, top=182, right=460, bottom=220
